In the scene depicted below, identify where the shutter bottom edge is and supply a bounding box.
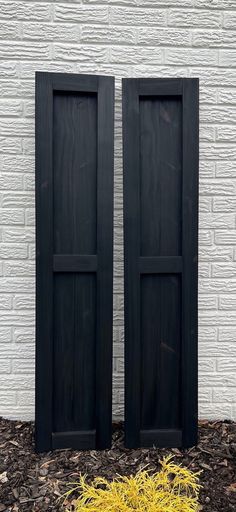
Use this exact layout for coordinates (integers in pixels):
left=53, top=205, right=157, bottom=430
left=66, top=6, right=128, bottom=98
left=52, top=429, right=96, bottom=450
left=140, top=429, right=182, bottom=448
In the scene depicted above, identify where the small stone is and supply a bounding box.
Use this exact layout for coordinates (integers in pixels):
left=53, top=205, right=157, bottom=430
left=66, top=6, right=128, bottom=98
left=39, top=468, right=48, bottom=476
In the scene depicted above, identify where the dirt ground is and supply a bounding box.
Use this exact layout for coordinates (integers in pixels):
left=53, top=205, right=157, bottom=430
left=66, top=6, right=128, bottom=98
left=0, top=417, right=236, bottom=511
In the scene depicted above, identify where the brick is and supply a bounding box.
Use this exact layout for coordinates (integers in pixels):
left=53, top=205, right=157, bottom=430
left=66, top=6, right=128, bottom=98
left=13, top=295, right=35, bottom=309
left=0, top=391, right=17, bottom=406
left=0, top=119, right=34, bottom=137
left=110, top=47, right=163, bottom=65
left=199, top=197, right=212, bottom=213
left=54, top=5, right=108, bottom=24
left=200, top=125, right=215, bottom=142
left=0, top=359, right=11, bottom=373
left=84, top=0, right=136, bottom=4
left=199, top=212, right=235, bottom=229
left=28, top=244, right=35, bottom=259
left=200, top=144, right=236, bottom=161
left=24, top=175, right=34, bottom=191
left=0, top=295, right=12, bottom=310
left=199, top=404, right=232, bottom=419
left=165, top=49, right=218, bottom=66
left=0, top=138, right=22, bottom=154
left=200, top=162, right=215, bottom=178
left=199, top=326, right=217, bottom=343
left=198, top=295, right=217, bottom=309
left=200, top=374, right=236, bottom=388
left=213, top=389, right=236, bottom=403
left=138, top=27, right=190, bottom=46
left=22, top=138, right=34, bottom=155
left=2, top=407, right=34, bottom=421
left=220, top=51, right=236, bottom=67
left=200, top=310, right=236, bottom=325
left=110, top=7, right=166, bottom=26
left=213, top=197, right=236, bottom=212
left=212, top=263, right=236, bottom=278
left=0, top=62, right=18, bottom=80
left=81, top=26, right=136, bottom=44
left=216, top=162, right=236, bottom=178
left=2, top=226, right=35, bottom=243
left=1, top=193, right=34, bottom=208
left=0, top=21, right=21, bottom=39
left=195, top=0, right=236, bottom=7
left=0, top=375, right=34, bottom=390
left=199, top=263, right=211, bottom=278
left=12, top=359, right=34, bottom=374
left=0, top=2, right=51, bottom=21
left=200, top=87, right=218, bottom=104
left=0, top=327, right=12, bottom=343
left=0, top=278, right=34, bottom=294
left=219, top=327, right=236, bottom=342
left=199, top=342, right=236, bottom=358
left=0, top=244, right=27, bottom=259
left=169, top=10, right=221, bottom=28
left=3, top=261, right=35, bottom=277
left=13, top=327, right=35, bottom=344
left=215, top=230, right=236, bottom=244
left=189, top=67, right=236, bottom=87
left=199, top=359, right=217, bottom=373
left=201, top=105, right=236, bottom=124
left=136, top=0, right=193, bottom=4
left=17, top=391, right=35, bottom=406
left=0, top=209, right=25, bottom=225
left=200, top=179, right=236, bottom=195
left=53, top=44, right=108, bottom=62
left=224, top=12, right=236, bottom=29
left=0, top=42, right=51, bottom=60
left=199, top=390, right=213, bottom=408
left=0, top=79, right=35, bottom=98
left=0, top=100, right=22, bottom=116
left=25, top=208, right=35, bottom=226
left=0, top=344, right=34, bottom=359
left=199, top=246, right=233, bottom=261
left=23, top=100, right=34, bottom=118
left=216, top=126, right=236, bottom=142
left=199, top=230, right=213, bottom=246
left=219, top=296, right=236, bottom=310
left=0, top=311, right=34, bottom=327
left=218, top=88, right=236, bottom=104
left=199, top=279, right=236, bottom=294
left=193, top=30, right=236, bottom=48
left=0, top=173, right=23, bottom=190
left=23, top=22, right=80, bottom=43
left=2, top=155, right=34, bottom=174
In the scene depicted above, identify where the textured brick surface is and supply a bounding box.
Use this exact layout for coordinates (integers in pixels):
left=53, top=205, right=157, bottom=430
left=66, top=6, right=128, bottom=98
left=0, top=0, right=236, bottom=422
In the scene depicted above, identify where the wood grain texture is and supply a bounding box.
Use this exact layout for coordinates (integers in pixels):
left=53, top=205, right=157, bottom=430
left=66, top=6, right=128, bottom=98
left=123, top=78, right=199, bottom=449
left=53, top=92, right=97, bottom=255
left=140, top=97, right=182, bottom=257
left=36, top=72, right=114, bottom=452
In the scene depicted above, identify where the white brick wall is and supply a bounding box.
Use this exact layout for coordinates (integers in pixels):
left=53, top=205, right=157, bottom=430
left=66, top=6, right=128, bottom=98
left=0, top=0, right=236, bottom=421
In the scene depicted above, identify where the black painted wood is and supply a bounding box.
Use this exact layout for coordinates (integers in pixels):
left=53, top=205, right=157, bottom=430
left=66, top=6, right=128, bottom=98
left=123, top=78, right=199, bottom=449
left=35, top=72, right=114, bottom=452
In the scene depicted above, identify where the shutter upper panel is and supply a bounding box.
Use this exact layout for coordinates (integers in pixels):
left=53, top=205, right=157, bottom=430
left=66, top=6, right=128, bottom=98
left=35, top=72, right=114, bottom=452
left=123, top=78, right=199, bottom=449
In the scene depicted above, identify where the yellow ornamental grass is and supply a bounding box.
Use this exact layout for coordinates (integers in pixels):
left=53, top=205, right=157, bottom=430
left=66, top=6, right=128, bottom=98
left=64, top=455, right=201, bottom=512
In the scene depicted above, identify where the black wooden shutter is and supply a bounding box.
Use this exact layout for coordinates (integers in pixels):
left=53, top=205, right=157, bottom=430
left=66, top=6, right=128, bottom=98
left=123, top=78, right=199, bottom=448
left=35, top=72, right=114, bottom=452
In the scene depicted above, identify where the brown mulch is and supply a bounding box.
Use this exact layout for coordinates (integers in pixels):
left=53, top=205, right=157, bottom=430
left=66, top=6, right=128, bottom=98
left=0, top=418, right=236, bottom=511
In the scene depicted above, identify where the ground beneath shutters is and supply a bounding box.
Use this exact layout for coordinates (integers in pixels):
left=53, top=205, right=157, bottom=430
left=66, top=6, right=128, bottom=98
left=0, top=418, right=236, bottom=511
